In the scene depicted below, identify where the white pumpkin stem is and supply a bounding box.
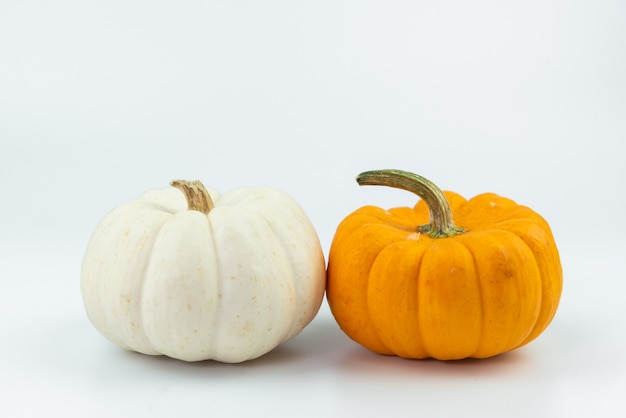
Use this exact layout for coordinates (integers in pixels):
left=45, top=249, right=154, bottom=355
left=356, top=169, right=465, bottom=238
left=170, top=180, right=215, bottom=214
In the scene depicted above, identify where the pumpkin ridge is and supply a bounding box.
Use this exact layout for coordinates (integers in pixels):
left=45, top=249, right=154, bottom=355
left=499, top=221, right=562, bottom=348
left=416, top=240, right=482, bottom=359
left=253, top=211, right=300, bottom=343
left=328, top=222, right=401, bottom=355
left=480, top=229, right=541, bottom=352
left=366, top=249, right=394, bottom=355
left=465, top=218, right=559, bottom=351
left=457, top=230, right=542, bottom=358
left=507, top=232, right=543, bottom=349
left=204, top=210, right=220, bottom=357
left=366, top=240, right=427, bottom=357
left=458, top=239, right=484, bottom=360
left=365, top=245, right=398, bottom=354
left=136, top=210, right=175, bottom=354
left=456, top=236, right=491, bottom=358
left=409, top=245, right=427, bottom=359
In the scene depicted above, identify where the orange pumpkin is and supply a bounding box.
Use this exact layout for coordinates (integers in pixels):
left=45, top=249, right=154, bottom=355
left=326, top=169, right=562, bottom=360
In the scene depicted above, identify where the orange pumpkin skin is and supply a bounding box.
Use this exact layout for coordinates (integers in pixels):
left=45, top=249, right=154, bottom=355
left=326, top=175, right=562, bottom=360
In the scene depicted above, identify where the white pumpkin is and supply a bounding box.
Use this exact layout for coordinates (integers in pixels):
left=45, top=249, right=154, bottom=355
left=81, top=180, right=326, bottom=363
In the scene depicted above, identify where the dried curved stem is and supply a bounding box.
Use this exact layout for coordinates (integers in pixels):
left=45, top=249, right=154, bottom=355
left=357, top=169, right=465, bottom=238
left=170, top=179, right=214, bottom=214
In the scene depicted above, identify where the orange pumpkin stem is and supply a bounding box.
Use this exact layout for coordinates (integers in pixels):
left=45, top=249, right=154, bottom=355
left=171, top=179, right=215, bottom=214
left=356, top=169, right=465, bottom=238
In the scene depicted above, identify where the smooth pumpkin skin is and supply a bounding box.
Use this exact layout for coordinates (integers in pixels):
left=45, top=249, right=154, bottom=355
left=326, top=191, right=562, bottom=360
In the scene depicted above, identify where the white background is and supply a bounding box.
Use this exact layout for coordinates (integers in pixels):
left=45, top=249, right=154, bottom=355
left=1, top=1, right=625, bottom=416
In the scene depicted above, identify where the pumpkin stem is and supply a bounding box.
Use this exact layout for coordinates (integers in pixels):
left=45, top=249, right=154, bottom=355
left=356, top=169, right=465, bottom=238
left=170, top=180, right=215, bottom=214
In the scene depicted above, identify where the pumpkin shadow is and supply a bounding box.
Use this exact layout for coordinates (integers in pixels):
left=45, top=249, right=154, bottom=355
left=99, top=315, right=348, bottom=381
left=332, top=343, right=531, bottom=380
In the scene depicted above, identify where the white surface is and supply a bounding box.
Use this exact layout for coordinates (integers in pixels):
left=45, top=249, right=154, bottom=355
left=1, top=1, right=625, bottom=417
